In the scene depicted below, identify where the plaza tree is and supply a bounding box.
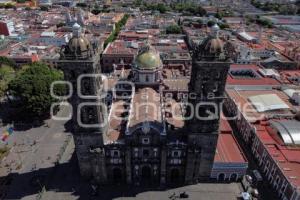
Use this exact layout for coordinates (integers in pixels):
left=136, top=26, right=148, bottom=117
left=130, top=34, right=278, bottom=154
left=8, top=62, right=65, bottom=118
left=0, top=56, right=16, bottom=68
left=0, top=65, right=15, bottom=98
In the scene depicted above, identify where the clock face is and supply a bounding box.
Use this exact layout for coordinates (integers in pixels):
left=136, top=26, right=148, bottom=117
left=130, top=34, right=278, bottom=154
left=142, top=121, right=150, bottom=134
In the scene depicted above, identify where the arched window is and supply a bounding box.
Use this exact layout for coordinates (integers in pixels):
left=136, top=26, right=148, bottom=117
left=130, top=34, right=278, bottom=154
left=218, top=173, right=225, bottom=181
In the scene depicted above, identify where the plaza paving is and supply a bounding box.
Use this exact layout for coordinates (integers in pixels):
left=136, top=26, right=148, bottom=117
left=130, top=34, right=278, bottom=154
left=41, top=181, right=243, bottom=200
left=0, top=105, right=243, bottom=200
left=99, top=183, right=242, bottom=200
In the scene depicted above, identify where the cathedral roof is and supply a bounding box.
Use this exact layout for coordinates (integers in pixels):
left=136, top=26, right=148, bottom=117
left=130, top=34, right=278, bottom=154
left=193, top=24, right=233, bottom=61
left=134, top=45, right=162, bottom=70
left=202, top=36, right=224, bottom=56
left=61, top=23, right=93, bottom=60
left=67, top=36, right=91, bottom=54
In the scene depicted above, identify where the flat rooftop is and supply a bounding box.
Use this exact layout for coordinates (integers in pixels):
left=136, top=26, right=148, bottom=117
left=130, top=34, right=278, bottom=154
left=255, top=120, right=300, bottom=188
left=226, top=88, right=299, bottom=122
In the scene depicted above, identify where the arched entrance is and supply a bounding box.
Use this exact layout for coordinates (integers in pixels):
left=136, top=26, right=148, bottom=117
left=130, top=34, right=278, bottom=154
left=170, top=168, right=180, bottom=183
left=141, top=166, right=152, bottom=183
left=218, top=173, right=225, bottom=181
left=113, top=168, right=122, bottom=183
left=230, top=173, right=237, bottom=182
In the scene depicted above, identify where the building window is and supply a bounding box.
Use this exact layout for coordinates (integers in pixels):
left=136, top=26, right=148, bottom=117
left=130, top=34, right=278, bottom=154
left=134, top=148, right=139, bottom=157
left=142, top=138, right=150, bottom=144
left=143, top=149, right=150, bottom=157
left=145, top=75, right=149, bottom=82
left=172, top=150, right=180, bottom=157
left=112, top=150, right=120, bottom=157
left=153, top=148, right=158, bottom=157
left=213, top=83, right=218, bottom=93
left=215, top=71, right=221, bottom=79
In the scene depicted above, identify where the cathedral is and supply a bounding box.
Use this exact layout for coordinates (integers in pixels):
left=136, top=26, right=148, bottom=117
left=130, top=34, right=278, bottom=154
left=57, top=23, right=233, bottom=185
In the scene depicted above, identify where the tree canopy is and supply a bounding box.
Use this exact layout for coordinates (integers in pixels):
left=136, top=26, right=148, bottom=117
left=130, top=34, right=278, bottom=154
left=251, top=0, right=299, bottom=15
left=170, top=3, right=207, bottom=16
left=0, top=56, right=16, bottom=68
left=143, top=3, right=168, bottom=13
left=0, top=65, right=15, bottom=97
left=218, top=23, right=230, bottom=29
left=8, top=62, right=65, bottom=118
left=166, top=24, right=182, bottom=34
left=76, top=2, right=87, bottom=7
left=207, top=20, right=216, bottom=27
left=104, top=14, right=129, bottom=48
left=40, top=6, right=49, bottom=11
left=140, top=2, right=207, bottom=16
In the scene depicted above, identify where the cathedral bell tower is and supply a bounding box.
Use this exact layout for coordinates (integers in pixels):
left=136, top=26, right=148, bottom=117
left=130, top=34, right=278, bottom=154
left=57, top=23, right=107, bottom=183
left=185, top=24, right=233, bottom=183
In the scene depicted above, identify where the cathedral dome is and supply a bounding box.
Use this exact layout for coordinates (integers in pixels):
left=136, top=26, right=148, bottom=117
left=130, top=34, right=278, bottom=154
left=202, top=37, right=224, bottom=55
left=67, top=36, right=91, bottom=53
left=135, top=46, right=162, bottom=70
left=62, top=23, right=92, bottom=59
left=194, top=24, right=228, bottom=61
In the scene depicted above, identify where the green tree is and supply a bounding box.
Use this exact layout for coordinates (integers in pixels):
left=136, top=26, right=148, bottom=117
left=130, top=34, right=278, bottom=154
left=196, top=6, right=207, bottom=16
left=40, top=6, right=49, bottom=11
left=166, top=24, right=182, bottom=34
left=0, top=65, right=15, bottom=97
left=197, top=19, right=203, bottom=25
left=157, top=3, right=167, bottom=13
left=218, top=23, right=230, bottom=29
left=134, top=0, right=142, bottom=7
left=0, top=56, right=16, bottom=68
left=215, top=12, right=223, bottom=19
left=256, top=18, right=273, bottom=28
left=8, top=62, right=64, bottom=118
left=104, top=14, right=129, bottom=48
left=91, top=9, right=101, bottom=15
left=76, top=2, right=87, bottom=7
left=4, top=3, right=15, bottom=9
left=207, top=20, right=216, bottom=27
left=56, top=22, right=65, bottom=28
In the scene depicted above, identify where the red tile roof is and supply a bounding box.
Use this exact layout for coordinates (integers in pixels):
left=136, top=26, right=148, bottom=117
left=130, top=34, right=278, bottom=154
left=215, top=119, right=248, bottom=163
left=255, top=121, right=300, bottom=187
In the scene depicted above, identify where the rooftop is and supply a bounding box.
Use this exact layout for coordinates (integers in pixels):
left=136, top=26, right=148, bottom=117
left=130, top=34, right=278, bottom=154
left=227, top=64, right=281, bottom=86
left=226, top=89, right=299, bottom=122
left=128, top=87, right=162, bottom=128
left=214, top=119, right=248, bottom=163
left=255, top=119, right=300, bottom=188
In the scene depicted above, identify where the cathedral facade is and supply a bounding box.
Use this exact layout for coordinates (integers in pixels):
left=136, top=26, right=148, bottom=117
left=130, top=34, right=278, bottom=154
left=57, top=23, right=232, bottom=185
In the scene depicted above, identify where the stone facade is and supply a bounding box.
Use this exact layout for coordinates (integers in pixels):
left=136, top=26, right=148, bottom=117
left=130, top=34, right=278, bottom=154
left=58, top=24, right=233, bottom=185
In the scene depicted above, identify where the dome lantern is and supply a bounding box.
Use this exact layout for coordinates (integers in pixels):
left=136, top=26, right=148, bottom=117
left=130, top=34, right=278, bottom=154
left=211, top=24, right=220, bottom=37
left=72, top=23, right=82, bottom=38
left=60, top=23, right=93, bottom=60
